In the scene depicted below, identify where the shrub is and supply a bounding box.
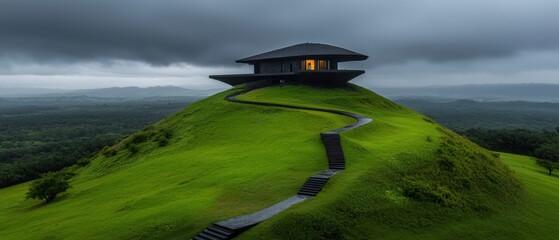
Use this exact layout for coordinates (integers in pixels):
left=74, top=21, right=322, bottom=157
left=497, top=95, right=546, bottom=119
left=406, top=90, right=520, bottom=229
left=131, top=132, right=149, bottom=144
left=153, top=129, right=172, bottom=147
left=127, top=144, right=139, bottom=154
left=402, top=177, right=457, bottom=206
left=437, top=158, right=455, bottom=171
left=157, top=136, right=169, bottom=147
left=76, top=158, right=91, bottom=166
left=101, top=147, right=118, bottom=157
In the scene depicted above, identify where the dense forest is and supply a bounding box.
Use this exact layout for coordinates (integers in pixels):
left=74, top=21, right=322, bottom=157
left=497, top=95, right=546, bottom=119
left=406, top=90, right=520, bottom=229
left=0, top=97, right=197, bottom=188
left=459, top=128, right=559, bottom=174
left=459, top=128, right=559, bottom=156
left=396, top=99, right=559, bottom=131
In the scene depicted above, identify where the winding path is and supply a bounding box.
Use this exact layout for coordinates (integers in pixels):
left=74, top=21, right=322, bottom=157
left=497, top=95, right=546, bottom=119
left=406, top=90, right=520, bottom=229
left=192, top=86, right=372, bottom=240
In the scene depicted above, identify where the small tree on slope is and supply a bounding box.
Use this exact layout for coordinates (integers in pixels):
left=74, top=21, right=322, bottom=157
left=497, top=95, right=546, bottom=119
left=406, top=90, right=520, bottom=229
left=26, top=171, right=72, bottom=203
left=535, top=143, right=559, bottom=175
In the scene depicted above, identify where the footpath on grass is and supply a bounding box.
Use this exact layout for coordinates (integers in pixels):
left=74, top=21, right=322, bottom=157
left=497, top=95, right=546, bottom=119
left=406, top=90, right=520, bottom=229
left=192, top=85, right=372, bottom=240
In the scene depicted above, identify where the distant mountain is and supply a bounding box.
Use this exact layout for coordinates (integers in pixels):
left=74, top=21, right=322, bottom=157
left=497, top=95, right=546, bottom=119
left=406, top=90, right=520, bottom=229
left=0, top=86, right=225, bottom=99
left=372, top=83, right=559, bottom=102
left=0, top=87, right=70, bottom=97
left=55, top=86, right=223, bottom=98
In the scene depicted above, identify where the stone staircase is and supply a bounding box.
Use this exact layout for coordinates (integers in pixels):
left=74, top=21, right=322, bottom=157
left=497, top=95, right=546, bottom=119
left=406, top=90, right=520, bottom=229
left=321, top=133, right=346, bottom=170
left=297, top=176, right=329, bottom=196
left=192, top=224, right=235, bottom=240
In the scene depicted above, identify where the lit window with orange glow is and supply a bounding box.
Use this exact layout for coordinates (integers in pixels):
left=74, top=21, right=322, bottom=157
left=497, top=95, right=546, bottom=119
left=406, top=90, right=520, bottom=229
left=304, top=60, right=315, bottom=70
left=318, top=60, right=327, bottom=70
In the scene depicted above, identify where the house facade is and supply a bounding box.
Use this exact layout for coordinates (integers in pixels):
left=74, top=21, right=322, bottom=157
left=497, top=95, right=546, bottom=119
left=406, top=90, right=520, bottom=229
left=210, top=43, right=368, bottom=86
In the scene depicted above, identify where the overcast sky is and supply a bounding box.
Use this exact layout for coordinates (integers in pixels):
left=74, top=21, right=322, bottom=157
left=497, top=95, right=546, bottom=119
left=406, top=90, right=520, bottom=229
left=1, top=0, right=558, bottom=89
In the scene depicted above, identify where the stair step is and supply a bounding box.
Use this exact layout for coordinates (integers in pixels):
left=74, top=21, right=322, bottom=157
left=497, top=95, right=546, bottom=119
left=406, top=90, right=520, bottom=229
left=203, top=229, right=227, bottom=239
left=309, top=177, right=328, bottom=181
left=302, top=183, right=322, bottom=187
left=208, top=225, right=233, bottom=237
left=328, top=161, right=344, bottom=164
left=300, top=189, right=321, bottom=194
left=307, top=178, right=328, bottom=182
left=328, top=160, right=345, bottom=163
left=304, top=182, right=326, bottom=186
left=328, top=163, right=344, bottom=166
left=300, top=190, right=319, bottom=194
left=192, top=225, right=234, bottom=240
left=196, top=232, right=217, bottom=240
left=300, top=186, right=322, bottom=191
left=308, top=180, right=328, bottom=184
left=298, top=191, right=317, bottom=196
left=301, top=184, right=324, bottom=188
left=303, top=182, right=326, bottom=186
left=303, top=182, right=324, bottom=186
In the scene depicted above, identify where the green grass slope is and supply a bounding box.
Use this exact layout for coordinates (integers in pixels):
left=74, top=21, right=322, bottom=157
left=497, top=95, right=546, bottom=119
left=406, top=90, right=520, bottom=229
left=0, top=87, right=354, bottom=239
left=0, top=84, right=556, bottom=240
left=235, top=85, right=549, bottom=240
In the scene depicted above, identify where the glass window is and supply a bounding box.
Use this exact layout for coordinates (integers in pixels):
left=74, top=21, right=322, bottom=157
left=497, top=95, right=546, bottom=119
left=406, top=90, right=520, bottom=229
left=318, top=60, right=328, bottom=70
left=303, top=60, right=315, bottom=70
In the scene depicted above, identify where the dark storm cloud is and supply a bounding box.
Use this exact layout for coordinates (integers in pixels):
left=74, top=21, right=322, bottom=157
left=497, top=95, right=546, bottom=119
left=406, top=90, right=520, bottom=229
left=1, top=0, right=558, bottom=66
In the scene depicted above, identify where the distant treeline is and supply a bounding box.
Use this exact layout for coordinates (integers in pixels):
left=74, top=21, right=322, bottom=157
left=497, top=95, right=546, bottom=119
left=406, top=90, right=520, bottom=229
left=396, top=99, right=559, bottom=131
left=459, top=127, right=559, bottom=159
left=0, top=97, right=195, bottom=188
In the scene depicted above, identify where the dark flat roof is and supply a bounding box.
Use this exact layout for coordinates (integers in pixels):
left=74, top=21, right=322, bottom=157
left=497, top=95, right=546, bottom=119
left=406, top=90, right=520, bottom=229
left=236, top=43, right=368, bottom=63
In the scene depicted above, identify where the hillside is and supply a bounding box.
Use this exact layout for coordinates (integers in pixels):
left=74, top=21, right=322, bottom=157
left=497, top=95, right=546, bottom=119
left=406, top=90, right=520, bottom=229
left=1, top=85, right=554, bottom=239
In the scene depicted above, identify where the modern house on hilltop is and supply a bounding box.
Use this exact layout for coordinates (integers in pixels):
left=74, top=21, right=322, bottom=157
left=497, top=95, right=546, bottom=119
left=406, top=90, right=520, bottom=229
left=210, top=43, right=368, bottom=86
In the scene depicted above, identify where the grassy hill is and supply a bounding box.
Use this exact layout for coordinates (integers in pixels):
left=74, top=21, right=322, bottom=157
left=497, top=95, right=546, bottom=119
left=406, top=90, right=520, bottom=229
left=0, top=85, right=556, bottom=239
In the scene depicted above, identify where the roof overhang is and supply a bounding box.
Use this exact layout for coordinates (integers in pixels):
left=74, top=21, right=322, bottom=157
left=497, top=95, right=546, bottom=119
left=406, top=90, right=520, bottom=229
left=236, top=43, right=368, bottom=64
left=210, top=70, right=365, bottom=86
